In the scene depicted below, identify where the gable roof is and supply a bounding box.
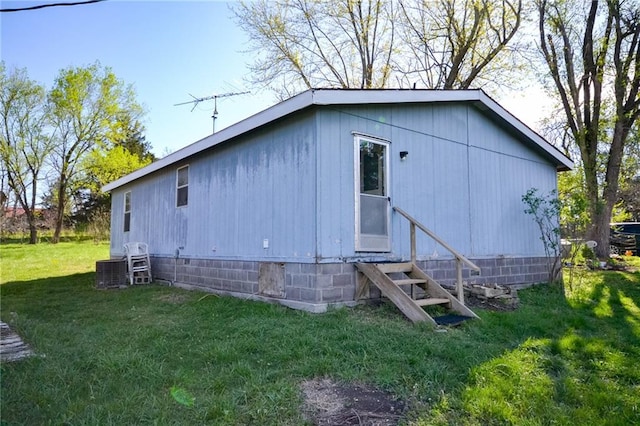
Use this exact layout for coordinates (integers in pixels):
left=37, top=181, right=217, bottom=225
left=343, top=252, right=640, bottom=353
left=103, top=89, right=573, bottom=192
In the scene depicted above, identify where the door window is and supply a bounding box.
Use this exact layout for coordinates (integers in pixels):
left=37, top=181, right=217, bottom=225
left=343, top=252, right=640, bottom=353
left=355, top=135, right=390, bottom=252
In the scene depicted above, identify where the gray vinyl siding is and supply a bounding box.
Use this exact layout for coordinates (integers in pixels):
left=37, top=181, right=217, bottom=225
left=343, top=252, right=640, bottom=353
left=111, top=171, right=187, bottom=258
left=111, top=112, right=316, bottom=261
left=313, top=102, right=554, bottom=261
left=467, top=107, right=556, bottom=257
left=315, top=105, right=396, bottom=261
left=111, top=101, right=557, bottom=262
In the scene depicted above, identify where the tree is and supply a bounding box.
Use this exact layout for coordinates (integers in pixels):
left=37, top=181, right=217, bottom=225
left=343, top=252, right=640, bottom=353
left=234, top=0, right=525, bottom=97
left=537, top=0, right=640, bottom=258
left=234, top=0, right=397, bottom=98
left=0, top=63, right=52, bottom=244
left=73, top=115, right=154, bottom=236
left=397, top=0, right=523, bottom=90
left=618, top=176, right=640, bottom=221
left=114, top=113, right=155, bottom=164
left=84, top=146, right=151, bottom=192
left=557, top=167, right=589, bottom=239
left=74, top=111, right=155, bottom=224
left=617, top=124, right=640, bottom=221
left=47, top=63, right=142, bottom=243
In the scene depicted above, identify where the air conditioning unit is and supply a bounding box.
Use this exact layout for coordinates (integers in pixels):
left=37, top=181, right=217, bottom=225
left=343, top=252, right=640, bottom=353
left=95, top=259, right=127, bottom=289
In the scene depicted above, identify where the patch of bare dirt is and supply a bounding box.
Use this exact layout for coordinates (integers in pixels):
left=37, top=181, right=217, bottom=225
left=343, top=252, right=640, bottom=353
left=464, top=293, right=519, bottom=312
left=607, top=260, right=639, bottom=272
left=301, top=378, right=405, bottom=426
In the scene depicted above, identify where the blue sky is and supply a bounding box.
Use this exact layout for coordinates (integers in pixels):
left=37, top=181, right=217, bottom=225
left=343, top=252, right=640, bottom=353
left=1, top=0, right=546, bottom=157
left=1, top=0, right=274, bottom=156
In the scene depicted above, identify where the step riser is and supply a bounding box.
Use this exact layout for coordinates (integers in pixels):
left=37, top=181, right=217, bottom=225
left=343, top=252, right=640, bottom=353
left=393, top=279, right=427, bottom=286
left=375, top=262, right=413, bottom=273
left=415, top=298, right=451, bottom=307
left=355, top=263, right=435, bottom=325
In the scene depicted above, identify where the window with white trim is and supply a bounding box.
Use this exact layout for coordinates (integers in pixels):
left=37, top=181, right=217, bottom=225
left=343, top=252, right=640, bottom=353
left=176, top=165, right=189, bottom=207
left=124, top=191, right=131, bottom=232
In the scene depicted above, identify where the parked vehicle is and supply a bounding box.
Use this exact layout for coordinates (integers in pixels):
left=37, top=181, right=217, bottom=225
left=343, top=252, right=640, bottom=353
left=610, top=222, right=640, bottom=256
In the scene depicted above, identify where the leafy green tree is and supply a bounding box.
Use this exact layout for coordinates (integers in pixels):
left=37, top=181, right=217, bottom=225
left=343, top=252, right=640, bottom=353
left=72, top=110, right=154, bottom=239
left=616, top=124, right=640, bottom=221
left=618, top=177, right=640, bottom=222
left=110, top=111, right=155, bottom=163
left=537, top=0, right=640, bottom=258
left=557, top=168, right=589, bottom=240
left=0, top=63, right=52, bottom=244
left=85, top=146, right=151, bottom=191
left=47, top=62, right=143, bottom=243
left=73, top=112, right=154, bottom=219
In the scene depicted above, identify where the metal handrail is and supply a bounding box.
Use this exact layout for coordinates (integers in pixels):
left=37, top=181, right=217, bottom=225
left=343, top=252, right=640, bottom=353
left=393, top=206, right=480, bottom=303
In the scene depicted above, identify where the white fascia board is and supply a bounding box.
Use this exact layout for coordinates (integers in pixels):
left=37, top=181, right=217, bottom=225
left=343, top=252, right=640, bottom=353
left=102, top=91, right=314, bottom=192
left=310, top=88, right=483, bottom=105
left=311, top=89, right=573, bottom=170
left=475, top=91, right=573, bottom=171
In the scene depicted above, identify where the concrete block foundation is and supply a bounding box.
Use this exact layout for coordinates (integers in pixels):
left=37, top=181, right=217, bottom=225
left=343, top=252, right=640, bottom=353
left=150, top=256, right=552, bottom=313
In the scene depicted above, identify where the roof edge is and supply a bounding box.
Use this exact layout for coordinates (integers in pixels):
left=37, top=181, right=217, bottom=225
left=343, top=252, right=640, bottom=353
left=102, top=90, right=314, bottom=192
left=474, top=91, right=573, bottom=171
left=103, top=88, right=572, bottom=192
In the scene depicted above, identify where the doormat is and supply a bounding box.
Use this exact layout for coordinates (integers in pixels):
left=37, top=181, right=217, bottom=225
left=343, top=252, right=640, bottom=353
left=434, top=314, right=473, bottom=326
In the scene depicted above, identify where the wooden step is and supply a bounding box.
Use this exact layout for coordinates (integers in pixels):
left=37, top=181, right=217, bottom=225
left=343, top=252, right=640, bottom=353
left=376, top=262, right=413, bottom=273
left=408, top=266, right=480, bottom=319
left=355, top=262, right=478, bottom=325
left=393, top=278, right=427, bottom=286
left=355, top=263, right=434, bottom=324
left=415, top=298, right=451, bottom=307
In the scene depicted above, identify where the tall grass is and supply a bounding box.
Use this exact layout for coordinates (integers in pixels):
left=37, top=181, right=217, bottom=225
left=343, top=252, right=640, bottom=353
left=1, top=242, right=638, bottom=425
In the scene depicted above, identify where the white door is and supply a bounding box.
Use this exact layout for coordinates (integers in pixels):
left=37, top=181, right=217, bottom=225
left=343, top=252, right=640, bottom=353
left=355, top=135, right=390, bottom=252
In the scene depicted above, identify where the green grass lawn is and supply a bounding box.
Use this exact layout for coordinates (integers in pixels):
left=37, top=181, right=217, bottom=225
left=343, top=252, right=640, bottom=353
left=1, top=241, right=639, bottom=425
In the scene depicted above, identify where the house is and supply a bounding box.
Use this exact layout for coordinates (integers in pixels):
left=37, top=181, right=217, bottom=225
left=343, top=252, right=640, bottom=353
left=103, top=89, right=572, bottom=319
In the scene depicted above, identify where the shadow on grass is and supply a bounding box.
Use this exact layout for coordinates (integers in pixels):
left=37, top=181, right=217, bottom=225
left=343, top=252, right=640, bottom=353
left=420, top=269, right=640, bottom=425
left=1, top=273, right=176, bottom=326
left=1, top=273, right=100, bottom=301
left=2, top=269, right=639, bottom=425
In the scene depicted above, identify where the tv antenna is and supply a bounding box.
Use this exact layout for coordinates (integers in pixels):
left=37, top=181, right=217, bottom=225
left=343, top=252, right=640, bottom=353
left=175, top=91, right=250, bottom=133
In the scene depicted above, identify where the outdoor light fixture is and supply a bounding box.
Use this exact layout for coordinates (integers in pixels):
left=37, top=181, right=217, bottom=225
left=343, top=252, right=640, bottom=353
left=400, top=151, right=409, bottom=160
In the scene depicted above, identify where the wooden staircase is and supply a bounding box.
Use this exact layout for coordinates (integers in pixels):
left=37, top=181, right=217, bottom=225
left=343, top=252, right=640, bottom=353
left=354, top=206, right=483, bottom=326
left=355, top=262, right=478, bottom=325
